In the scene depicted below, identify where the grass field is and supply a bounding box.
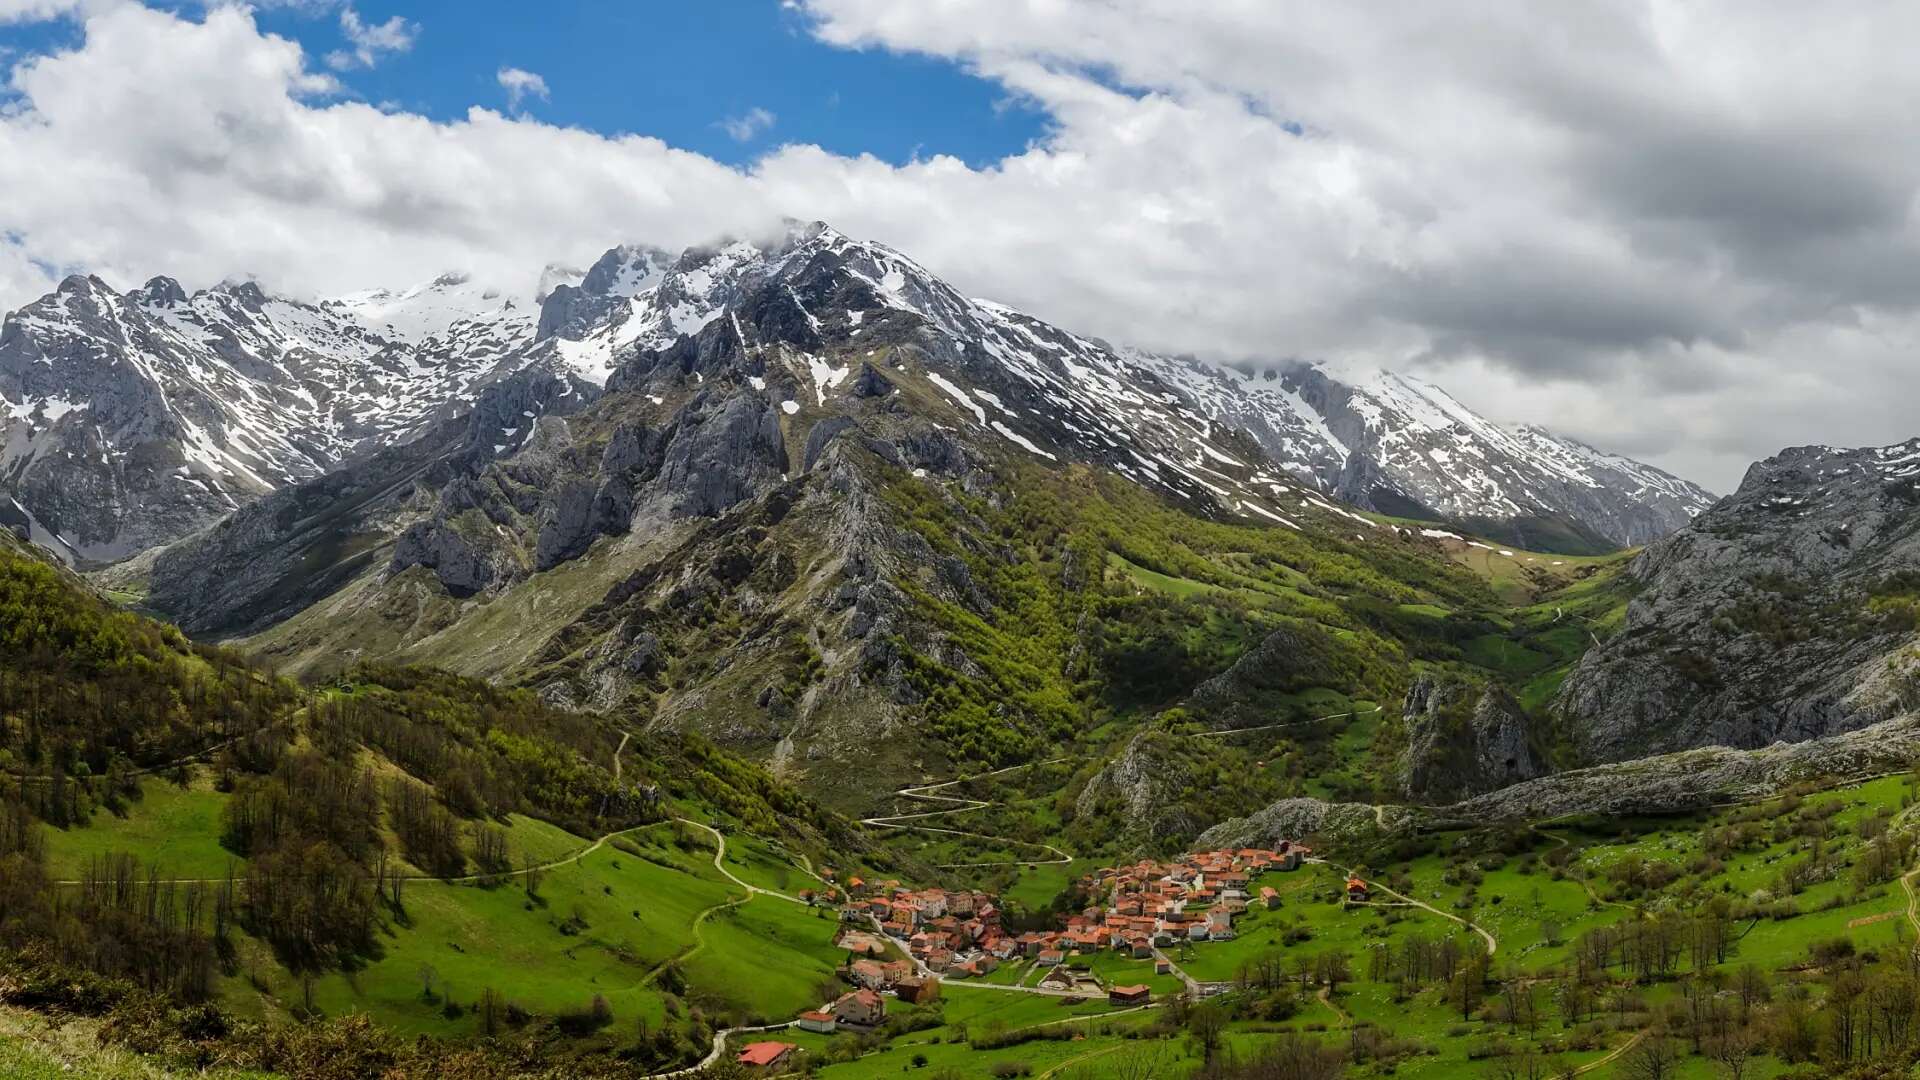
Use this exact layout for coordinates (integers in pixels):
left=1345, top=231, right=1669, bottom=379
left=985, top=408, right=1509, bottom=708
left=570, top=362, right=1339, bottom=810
left=44, top=775, right=237, bottom=880
left=681, top=896, right=849, bottom=1022
left=287, top=830, right=734, bottom=1036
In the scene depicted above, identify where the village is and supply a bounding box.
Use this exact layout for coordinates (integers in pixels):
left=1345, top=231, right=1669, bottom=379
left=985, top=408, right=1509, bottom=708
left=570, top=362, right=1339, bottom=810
left=728, top=841, right=1355, bottom=1070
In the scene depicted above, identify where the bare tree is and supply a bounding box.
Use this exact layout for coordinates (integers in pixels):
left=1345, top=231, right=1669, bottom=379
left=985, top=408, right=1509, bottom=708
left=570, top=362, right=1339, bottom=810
left=1616, top=1034, right=1680, bottom=1080
left=1709, top=1026, right=1757, bottom=1080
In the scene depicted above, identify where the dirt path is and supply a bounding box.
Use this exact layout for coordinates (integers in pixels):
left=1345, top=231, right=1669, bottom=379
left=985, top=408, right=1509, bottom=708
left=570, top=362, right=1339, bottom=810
left=1531, top=826, right=1638, bottom=915
left=1037, top=1043, right=1129, bottom=1079
left=8, top=729, right=261, bottom=784
left=1901, top=867, right=1920, bottom=938
left=49, top=818, right=671, bottom=888
left=612, top=730, right=632, bottom=780
left=863, top=707, right=1382, bottom=870
left=1188, top=705, right=1383, bottom=740
left=1315, top=984, right=1350, bottom=1029
left=1573, top=1028, right=1647, bottom=1076
left=861, top=758, right=1076, bottom=868
left=1309, top=857, right=1498, bottom=956
left=676, top=818, right=812, bottom=906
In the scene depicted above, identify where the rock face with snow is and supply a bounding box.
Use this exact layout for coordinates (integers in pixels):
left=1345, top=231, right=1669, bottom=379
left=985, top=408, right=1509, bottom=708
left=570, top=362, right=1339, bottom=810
left=0, top=271, right=532, bottom=562
left=3, top=223, right=1706, bottom=566
left=1556, top=438, right=1920, bottom=763
left=0, top=250, right=687, bottom=564
left=1156, top=361, right=1714, bottom=552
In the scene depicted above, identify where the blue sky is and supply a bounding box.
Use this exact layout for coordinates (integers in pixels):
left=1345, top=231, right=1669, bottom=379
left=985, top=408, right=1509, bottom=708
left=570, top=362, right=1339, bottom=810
left=2, top=1, right=1048, bottom=167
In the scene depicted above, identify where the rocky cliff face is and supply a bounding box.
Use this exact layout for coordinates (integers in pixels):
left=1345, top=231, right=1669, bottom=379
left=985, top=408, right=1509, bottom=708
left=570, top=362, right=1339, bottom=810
left=1399, top=677, right=1549, bottom=802
left=1556, top=438, right=1920, bottom=763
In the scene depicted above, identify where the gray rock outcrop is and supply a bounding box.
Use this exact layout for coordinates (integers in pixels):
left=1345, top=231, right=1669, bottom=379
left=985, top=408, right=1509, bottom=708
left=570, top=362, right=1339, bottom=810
left=1557, top=438, right=1920, bottom=763
left=1400, top=677, right=1549, bottom=802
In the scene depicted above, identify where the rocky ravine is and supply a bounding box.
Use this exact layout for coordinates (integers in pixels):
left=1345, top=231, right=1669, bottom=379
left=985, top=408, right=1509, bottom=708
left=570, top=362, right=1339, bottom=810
left=1399, top=676, right=1549, bottom=803
left=1555, top=438, right=1920, bottom=764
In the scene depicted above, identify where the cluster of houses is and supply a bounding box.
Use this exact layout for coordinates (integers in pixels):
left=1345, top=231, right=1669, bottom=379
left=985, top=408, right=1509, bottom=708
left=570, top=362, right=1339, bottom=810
left=1059, top=842, right=1312, bottom=955
left=835, top=881, right=1019, bottom=977
left=734, top=843, right=1334, bottom=1071
left=824, top=844, right=1320, bottom=982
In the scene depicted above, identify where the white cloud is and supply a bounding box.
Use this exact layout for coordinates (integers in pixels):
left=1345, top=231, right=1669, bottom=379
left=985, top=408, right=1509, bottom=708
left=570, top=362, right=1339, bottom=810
left=496, top=66, right=547, bottom=111
left=0, top=0, right=84, bottom=22
left=718, top=106, right=776, bottom=142
left=325, top=4, right=414, bottom=70
left=2, top=2, right=1918, bottom=491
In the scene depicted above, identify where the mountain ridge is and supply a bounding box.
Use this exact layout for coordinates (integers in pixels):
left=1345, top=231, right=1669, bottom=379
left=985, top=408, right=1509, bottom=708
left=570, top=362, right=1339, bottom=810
left=3, top=223, right=1710, bottom=567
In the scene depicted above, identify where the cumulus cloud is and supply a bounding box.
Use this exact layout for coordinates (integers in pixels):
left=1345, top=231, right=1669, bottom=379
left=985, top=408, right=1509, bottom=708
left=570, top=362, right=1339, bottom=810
left=325, top=4, right=414, bottom=70
left=0, top=0, right=86, bottom=22
left=717, top=106, right=776, bottom=142
left=496, top=66, right=547, bottom=111
left=2, top=1, right=1918, bottom=490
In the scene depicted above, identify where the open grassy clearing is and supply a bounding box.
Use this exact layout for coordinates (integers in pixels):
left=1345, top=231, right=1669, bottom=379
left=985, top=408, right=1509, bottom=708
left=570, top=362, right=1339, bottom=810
left=44, top=775, right=236, bottom=880
left=284, top=827, right=733, bottom=1036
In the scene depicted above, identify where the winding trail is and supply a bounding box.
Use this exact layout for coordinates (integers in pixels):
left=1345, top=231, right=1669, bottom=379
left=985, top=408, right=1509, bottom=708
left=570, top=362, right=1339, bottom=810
left=48, top=819, right=670, bottom=888
left=1188, top=705, right=1384, bottom=740
left=1531, top=826, right=1638, bottom=915
left=861, top=707, right=1385, bottom=871
left=8, top=729, right=267, bottom=784
left=601, top=732, right=822, bottom=1078
left=1315, top=984, right=1350, bottom=1029
left=1037, top=1043, right=1128, bottom=1079
left=1572, top=1028, right=1647, bottom=1076
left=860, top=758, right=1076, bottom=868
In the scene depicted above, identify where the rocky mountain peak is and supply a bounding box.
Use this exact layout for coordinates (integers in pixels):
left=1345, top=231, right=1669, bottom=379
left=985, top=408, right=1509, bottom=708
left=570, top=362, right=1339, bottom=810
left=137, top=276, right=189, bottom=307
left=4, top=223, right=1714, bottom=566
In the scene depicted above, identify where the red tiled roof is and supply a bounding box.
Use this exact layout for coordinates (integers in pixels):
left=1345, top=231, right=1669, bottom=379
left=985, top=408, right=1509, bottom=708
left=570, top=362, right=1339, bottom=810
left=737, top=1041, right=794, bottom=1066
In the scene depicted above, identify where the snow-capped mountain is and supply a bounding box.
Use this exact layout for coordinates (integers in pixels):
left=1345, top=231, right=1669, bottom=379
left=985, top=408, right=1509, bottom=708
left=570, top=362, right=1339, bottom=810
left=1178, top=363, right=1715, bottom=549
left=1, top=222, right=1708, bottom=564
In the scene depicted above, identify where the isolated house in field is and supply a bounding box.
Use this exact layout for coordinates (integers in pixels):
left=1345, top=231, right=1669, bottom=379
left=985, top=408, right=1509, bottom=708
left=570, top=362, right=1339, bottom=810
left=1109, top=984, right=1151, bottom=1006
left=737, top=1041, right=796, bottom=1069
left=1346, top=877, right=1370, bottom=902
left=1259, top=886, right=1281, bottom=910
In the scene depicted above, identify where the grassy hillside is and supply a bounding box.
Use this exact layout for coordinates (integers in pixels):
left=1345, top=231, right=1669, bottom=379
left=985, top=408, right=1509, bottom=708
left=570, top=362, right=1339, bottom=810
left=854, top=469, right=1638, bottom=863
left=0, top=531, right=917, bottom=1073
left=834, top=768, right=1920, bottom=1079
left=13, top=518, right=1920, bottom=1078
